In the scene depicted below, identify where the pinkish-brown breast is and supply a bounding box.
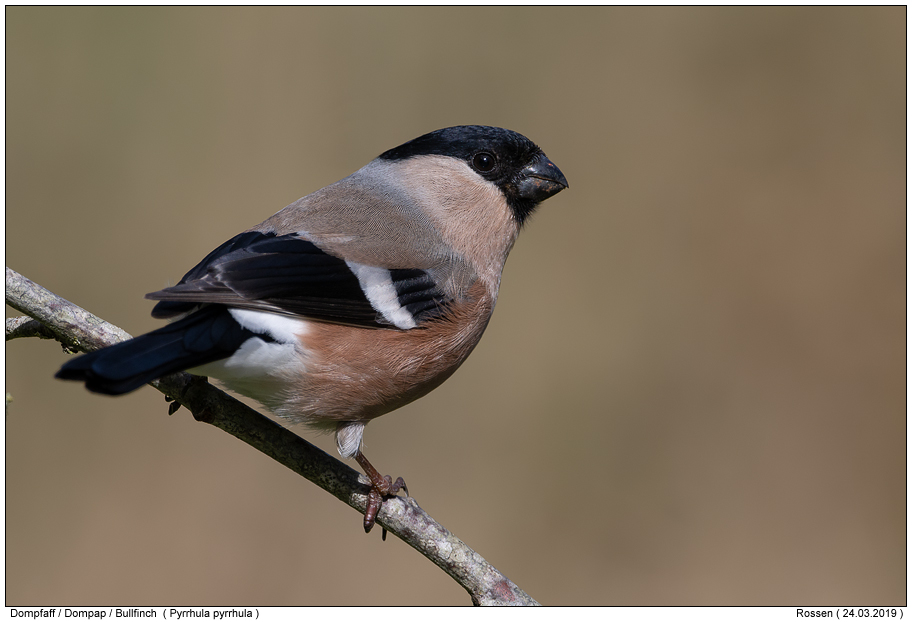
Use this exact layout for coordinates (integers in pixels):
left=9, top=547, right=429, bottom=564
left=279, top=280, right=495, bottom=426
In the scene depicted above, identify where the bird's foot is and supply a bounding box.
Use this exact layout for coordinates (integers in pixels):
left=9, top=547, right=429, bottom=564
left=355, top=452, right=408, bottom=536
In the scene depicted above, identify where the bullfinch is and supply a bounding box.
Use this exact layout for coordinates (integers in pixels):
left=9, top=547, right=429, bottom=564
left=56, top=125, right=568, bottom=531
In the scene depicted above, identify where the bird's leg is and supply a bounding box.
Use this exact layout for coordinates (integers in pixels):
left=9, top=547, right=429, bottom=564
left=355, top=451, right=408, bottom=534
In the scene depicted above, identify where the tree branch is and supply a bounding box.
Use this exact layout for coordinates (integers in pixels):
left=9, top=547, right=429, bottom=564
left=5, top=266, right=538, bottom=606
left=6, top=315, right=58, bottom=341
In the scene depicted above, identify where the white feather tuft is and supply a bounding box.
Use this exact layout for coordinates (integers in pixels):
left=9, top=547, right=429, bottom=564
left=335, top=421, right=366, bottom=458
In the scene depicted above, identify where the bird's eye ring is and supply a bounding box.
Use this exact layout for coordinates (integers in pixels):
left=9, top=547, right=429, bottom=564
left=472, top=152, right=497, bottom=173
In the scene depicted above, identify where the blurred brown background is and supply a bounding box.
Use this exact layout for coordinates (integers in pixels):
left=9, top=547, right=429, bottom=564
left=6, top=7, right=905, bottom=606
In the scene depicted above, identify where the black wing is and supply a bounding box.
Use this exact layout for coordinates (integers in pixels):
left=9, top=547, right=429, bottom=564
left=146, top=232, right=448, bottom=328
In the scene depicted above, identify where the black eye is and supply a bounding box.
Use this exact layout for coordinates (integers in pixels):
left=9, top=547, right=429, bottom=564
left=472, top=152, right=496, bottom=173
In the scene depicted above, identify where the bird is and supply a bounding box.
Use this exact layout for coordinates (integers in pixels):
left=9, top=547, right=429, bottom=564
left=56, top=125, right=568, bottom=532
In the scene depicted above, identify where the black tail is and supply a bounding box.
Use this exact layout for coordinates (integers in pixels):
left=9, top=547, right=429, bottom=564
left=56, top=306, right=254, bottom=395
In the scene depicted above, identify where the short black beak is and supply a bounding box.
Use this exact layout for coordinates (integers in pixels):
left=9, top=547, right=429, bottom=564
left=516, top=152, right=569, bottom=202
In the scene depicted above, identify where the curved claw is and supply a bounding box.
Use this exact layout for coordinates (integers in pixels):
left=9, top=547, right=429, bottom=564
left=391, top=477, right=408, bottom=497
